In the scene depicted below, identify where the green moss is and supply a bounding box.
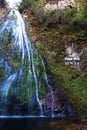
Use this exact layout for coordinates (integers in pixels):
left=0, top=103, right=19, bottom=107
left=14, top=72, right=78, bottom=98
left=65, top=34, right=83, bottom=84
left=47, top=57, right=87, bottom=118
left=28, top=18, right=87, bottom=118
left=7, top=51, right=47, bottom=103
left=48, top=64, right=87, bottom=118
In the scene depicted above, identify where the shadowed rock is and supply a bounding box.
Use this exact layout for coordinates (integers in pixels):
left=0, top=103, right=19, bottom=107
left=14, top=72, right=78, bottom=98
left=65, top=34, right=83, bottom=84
left=41, top=87, right=76, bottom=118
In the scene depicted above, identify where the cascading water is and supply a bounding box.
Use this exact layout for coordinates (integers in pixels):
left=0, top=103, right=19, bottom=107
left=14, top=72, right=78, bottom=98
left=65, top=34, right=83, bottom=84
left=0, top=1, right=54, bottom=117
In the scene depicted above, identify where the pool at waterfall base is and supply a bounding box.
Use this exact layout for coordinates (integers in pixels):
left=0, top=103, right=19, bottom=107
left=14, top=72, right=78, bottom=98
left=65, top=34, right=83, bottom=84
left=0, top=117, right=87, bottom=130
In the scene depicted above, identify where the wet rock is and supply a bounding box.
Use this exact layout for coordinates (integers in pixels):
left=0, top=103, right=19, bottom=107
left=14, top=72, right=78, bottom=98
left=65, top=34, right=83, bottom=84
left=41, top=87, right=76, bottom=118
left=0, top=0, right=6, bottom=8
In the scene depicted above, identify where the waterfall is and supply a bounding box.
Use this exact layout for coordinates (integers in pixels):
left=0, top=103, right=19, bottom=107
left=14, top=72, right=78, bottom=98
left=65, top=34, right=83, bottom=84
left=0, top=4, right=54, bottom=116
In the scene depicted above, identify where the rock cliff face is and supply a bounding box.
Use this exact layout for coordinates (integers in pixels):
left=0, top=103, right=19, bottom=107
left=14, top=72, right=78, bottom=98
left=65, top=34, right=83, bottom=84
left=41, top=88, right=76, bottom=117
left=45, top=0, right=75, bottom=9
left=0, top=0, right=7, bottom=8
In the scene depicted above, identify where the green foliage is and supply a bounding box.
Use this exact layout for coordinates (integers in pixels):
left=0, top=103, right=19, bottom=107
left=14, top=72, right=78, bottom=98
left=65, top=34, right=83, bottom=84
left=82, top=0, right=87, bottom=19
left=33, top=29, right=87, bottom=118
left=49, top=64, right=87, bottom=118
left=23, top=0, right=87, bottom=118
left=20, top=0, right=87, bottom=28
left=32, top=6, right=46, bottom=24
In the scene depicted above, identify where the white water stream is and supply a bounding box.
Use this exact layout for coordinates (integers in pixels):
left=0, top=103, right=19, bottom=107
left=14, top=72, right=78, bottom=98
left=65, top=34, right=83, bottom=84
left=0, top=0, right=54, bottom=117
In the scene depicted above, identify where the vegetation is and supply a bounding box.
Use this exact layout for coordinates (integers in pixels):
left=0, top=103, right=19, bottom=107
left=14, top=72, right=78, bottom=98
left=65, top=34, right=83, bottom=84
left=19, top=0, right=87, bottom=118
left=0, top=0, right=87, bottom=118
